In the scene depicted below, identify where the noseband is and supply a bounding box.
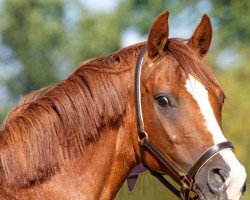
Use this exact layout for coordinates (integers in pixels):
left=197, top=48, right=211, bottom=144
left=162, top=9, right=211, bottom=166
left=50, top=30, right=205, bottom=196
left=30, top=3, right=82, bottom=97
left=134, top=47, right=234, bottom=200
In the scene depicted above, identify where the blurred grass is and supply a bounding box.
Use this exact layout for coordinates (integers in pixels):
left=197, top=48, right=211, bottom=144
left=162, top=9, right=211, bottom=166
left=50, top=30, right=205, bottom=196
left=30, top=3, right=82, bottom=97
left=219, top=66, right=250, bottom=200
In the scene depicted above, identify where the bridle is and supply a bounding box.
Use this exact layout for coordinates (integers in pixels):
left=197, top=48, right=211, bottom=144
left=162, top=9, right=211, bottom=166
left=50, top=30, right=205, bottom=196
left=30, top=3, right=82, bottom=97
left=134, top=47, right=234, bottom=200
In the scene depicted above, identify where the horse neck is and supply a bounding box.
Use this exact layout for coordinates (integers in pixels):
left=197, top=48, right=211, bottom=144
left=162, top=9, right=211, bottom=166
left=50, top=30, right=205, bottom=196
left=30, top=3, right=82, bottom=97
left=0, top=130, right=138, bottom=200
left=0, top=111, right=139, bottom=200
left=78, top=118, right=138, bottom=199
left=74, top=60, right=140, bottom=200
left=0, top=48, right=141, bottom=200
left=37, top=125, right=138, bottom=200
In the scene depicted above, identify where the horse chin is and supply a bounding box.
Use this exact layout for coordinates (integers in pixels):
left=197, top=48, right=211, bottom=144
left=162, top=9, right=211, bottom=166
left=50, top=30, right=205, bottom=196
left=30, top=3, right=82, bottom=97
left=194, top=167, right=231, bottom=200
left=194, top=183, right=228, bottom=200
left=194, top=176, right=230, bottom=200
left=194, top=188, right=227, bottom=200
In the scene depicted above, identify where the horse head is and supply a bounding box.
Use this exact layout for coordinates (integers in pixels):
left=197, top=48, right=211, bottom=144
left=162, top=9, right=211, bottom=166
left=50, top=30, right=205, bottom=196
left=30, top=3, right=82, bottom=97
left=134, top=11, right=246, bottom=200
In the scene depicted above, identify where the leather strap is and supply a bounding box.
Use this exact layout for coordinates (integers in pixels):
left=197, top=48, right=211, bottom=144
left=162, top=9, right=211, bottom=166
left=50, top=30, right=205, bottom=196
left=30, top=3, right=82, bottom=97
left=150, top=171, right=181, bottom=198
left=186, top=141, right=234, bottom=181
left=134, top=47, right=146, bottom=138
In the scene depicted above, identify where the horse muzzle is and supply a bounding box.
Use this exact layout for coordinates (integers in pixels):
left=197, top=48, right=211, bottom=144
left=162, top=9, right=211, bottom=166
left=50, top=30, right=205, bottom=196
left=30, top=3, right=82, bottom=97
left=194, top=152, right=247, bottom=200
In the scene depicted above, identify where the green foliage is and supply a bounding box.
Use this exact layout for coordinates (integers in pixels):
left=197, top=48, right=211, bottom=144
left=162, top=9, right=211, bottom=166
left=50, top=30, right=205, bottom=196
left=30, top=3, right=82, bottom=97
left=219, top=64, right=250, bottom=199
left=73, top=10, right=123, bottom=64
left=115, top=0, right=181, bottom=34
left=211, top=0, right=250, bottom=49
left=1, top=0, right=67, bottom=96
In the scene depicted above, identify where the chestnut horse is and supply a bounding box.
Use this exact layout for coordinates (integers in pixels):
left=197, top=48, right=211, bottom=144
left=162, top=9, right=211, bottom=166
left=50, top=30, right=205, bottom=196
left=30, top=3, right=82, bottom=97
left=0, top=12, right=246, bottom=200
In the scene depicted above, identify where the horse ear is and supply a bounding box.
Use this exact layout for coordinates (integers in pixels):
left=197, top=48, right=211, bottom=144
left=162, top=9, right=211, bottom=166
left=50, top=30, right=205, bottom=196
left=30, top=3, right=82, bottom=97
left=147, top=11, right=169, bottom=59
left=187, top=14, right=212, bottom=57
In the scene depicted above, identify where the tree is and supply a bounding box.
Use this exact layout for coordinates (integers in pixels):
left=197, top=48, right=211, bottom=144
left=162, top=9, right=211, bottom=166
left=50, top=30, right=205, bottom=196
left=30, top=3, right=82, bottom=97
left=1, top=0, right=68, bottom=97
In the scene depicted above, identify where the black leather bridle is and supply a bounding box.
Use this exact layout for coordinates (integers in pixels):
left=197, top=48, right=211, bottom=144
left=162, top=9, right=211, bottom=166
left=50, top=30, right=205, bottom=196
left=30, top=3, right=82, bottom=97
left=134, top=47, right=234, bottom=200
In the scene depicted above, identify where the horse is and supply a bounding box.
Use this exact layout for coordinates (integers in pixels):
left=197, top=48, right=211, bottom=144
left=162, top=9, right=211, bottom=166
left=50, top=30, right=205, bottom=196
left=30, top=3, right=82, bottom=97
left=0, top=11, right=246, bottom=200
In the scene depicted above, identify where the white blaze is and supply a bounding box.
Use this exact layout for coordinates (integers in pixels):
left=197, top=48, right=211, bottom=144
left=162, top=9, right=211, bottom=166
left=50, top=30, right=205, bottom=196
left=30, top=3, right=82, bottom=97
left=185, top=75, right=246, bottom=200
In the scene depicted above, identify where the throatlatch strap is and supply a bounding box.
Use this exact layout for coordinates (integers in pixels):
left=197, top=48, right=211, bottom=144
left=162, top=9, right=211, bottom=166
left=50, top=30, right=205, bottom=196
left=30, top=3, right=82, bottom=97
left=150, top=171, right=181, bottom=198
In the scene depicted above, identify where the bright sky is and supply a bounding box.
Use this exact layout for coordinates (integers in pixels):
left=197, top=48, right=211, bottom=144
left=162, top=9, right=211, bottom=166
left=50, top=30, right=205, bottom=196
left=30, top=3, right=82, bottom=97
left=81, top=0, right=120, bottom=12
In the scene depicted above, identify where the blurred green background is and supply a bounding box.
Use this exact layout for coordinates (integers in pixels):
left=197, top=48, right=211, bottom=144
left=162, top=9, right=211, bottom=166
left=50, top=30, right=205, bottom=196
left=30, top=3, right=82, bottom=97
left=0, top=0, right=249, bottom=199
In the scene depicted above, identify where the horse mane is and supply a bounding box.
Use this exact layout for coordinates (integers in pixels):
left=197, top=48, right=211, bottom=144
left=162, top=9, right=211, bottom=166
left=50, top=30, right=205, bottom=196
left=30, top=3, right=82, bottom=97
left=0, top=39, right=222, bottom=188
left=0, top=43, right=145, bottom=188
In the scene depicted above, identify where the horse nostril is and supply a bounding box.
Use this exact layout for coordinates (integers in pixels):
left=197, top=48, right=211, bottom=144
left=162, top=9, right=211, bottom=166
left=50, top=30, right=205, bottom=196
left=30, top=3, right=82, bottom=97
left=241, top=181, right=246, bottom=195
left=207, top=168, right=229, bottom=194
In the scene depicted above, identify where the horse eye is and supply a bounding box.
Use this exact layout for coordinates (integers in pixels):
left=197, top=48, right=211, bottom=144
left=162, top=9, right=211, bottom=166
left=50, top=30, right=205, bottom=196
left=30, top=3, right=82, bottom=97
left=155, top=96, right=170, bottom=108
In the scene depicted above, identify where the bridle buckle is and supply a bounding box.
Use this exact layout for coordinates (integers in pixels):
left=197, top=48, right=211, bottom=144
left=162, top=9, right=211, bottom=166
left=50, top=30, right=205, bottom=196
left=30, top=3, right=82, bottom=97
left=181, top=175, right=193, bottom=190
left=138, top=130, right=148, bottom=142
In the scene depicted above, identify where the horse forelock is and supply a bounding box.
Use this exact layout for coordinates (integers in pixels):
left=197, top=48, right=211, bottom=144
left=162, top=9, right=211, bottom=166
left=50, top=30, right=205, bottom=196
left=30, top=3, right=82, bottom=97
left=166, top=38, right=224, bottom=102
left=0, top=44, right=145, bottom=188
